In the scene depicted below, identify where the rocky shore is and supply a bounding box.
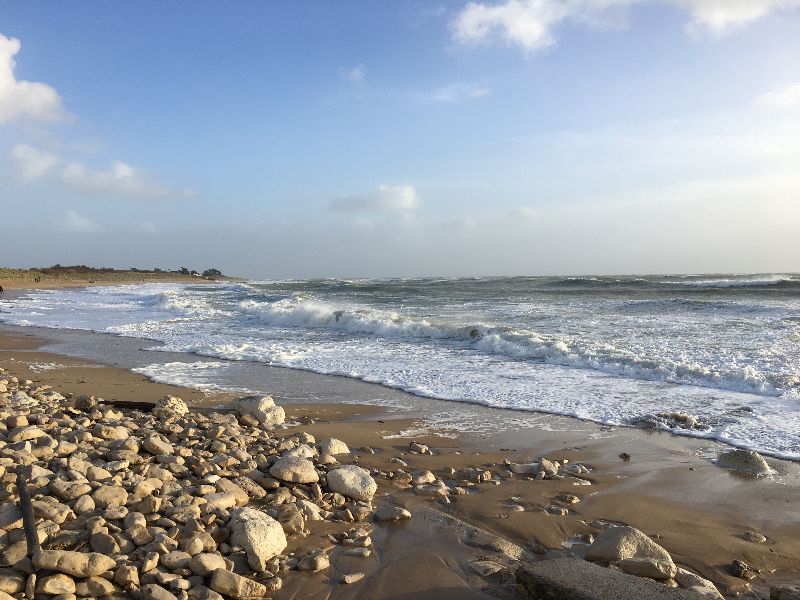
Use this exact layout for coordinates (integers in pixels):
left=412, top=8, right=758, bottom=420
left=0, top=364, right=798, bottom=600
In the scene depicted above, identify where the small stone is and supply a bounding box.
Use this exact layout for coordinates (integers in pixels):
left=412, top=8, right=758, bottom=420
left=228, top=508, right=288, bottom=573
left=743, top=531, right=767, bottom=544
left=189, top=554, right=228, bottom=577
left=209, top=569, right=268, bottom=600
left=92, top=484, right=128, bottom=508
left=36, top=574, right=76, bottom=595
left=374, top=505, right=412, bottom=522
left=138, top=583, right=179, bottom=600
left=341, top=573, right=365, bottom=584
left=298, top=552, right=329, bottom=572
left=74, top=576, right=115, bottom=597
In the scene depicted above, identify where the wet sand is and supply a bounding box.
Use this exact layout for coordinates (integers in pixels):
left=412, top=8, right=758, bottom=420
left=1, top=323, right=799, bottom=599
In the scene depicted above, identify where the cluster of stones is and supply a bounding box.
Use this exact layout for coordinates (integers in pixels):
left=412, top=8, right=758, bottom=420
left=0, top=369, right=411, bottom=600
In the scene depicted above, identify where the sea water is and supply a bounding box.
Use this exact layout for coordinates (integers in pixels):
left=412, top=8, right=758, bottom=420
left=2, top=274, right=799, bottom=458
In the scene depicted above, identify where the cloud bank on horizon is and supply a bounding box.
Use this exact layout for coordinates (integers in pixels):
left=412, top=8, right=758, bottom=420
left=0, top=3, right=799, bottom=277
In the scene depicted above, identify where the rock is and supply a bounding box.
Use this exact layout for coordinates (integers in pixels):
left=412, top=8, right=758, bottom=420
left=326, top=465, right=377, bottom=501
left=152, top=395, right=189, bottom=419
left=204, top=492, right=237, bottom=511
left=470, top=560, right=503, bottom=576
left=298, top=551, right=329, bottom=572
left=143, top=434, right=174, bottom=456
left=90, top=532, right=120, bottom=555
left=233, top=395, right=285, bottom=427
left=537, top=458, right=559, bottom=479
left=0, top=571, right=25, bottom=595
left=216, top=478, right=249, bottom=507
left=228, top=508, right=288, bottom=573
left=0, top=504, right=23, bottom=530
left=517, top=558, right=708, bottom=600
left=319, top=438, right=349, bottom=456
left=190, top=553, right=228, bottom=577
left=585, top=526, right=672, bottom=564
left=730, top=559, right=756, bottom=579
left=717, top=450, right=771, bottom=474
left=75, top=395, right=97, bottom=410
left=411, top=470, right=436, bottom=485
left=36, top=574, right=76, bottom=595
left=614, top=558, right=676, bottom=580
left=92, top=484, right=128, bottom=508
left=74, top=576, right=115, bottom=597
left=771, top=586, right=800, bottom=600
left=33, top=551, right=116, bottom=578
left=162, top=551, right=192, bottom=570
left=374, top=505, right=412, bottom=522
left=743, top=531, right=767, bottom=543
left=138, top=583, right=179, bottom=600
left=209, top=569, right=268, bottom=600
left=114, top=565, right=140, bottom=588
left=342, top=573, right=365, bottom=584
left=269, top=456, right=318, bottom=484
left=8, top=425, right=46, bottom=442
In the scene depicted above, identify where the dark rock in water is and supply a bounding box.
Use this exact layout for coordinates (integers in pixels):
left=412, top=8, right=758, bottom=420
left=516, top=558, right=708, bottom=599
left=618, top=452, right=631, bottom=462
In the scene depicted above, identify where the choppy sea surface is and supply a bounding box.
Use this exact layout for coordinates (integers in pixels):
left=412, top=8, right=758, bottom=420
left=2, top=275, right=799, bottom=459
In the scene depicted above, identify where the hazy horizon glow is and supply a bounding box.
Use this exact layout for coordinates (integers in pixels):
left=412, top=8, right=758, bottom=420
left=1, top=2, right=799, bottom=278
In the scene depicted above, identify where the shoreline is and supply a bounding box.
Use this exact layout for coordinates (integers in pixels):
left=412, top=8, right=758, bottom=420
left=1, top=326, right=799, bottom=598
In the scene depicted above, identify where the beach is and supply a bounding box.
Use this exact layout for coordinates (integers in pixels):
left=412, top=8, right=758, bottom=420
left=1, top=279, right=799, bottom=599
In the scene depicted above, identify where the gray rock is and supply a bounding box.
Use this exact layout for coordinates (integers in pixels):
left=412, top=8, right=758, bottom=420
left=189, top=553, right=228, bottom=577
left=374, top=505, right=412, bottom=522
left=516, top=558, right=707, bottom=600
left=585, top=526, right=672, bottom=564
left=614, top=558, right=676, bottom=580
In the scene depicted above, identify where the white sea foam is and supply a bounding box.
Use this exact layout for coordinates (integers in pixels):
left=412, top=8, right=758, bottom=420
left=2, top=278, right=799, bottom=459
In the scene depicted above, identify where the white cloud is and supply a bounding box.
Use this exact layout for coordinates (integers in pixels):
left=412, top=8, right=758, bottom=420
left=422, top=82, right=492, bottom=103
left=62, top=209, right=98, bottom=233
left=10, top=144, right=60, bottom=180
left=0, top=33, right=65, bottom=123
left=61, top=160, right=192, bottom=199
left=755, top=83, right=800, bottom=108
left=330, top=185, right=419, bottom=212
left=339, top=64, right=366, bottom=83
left=451, top=0, right=800, bottom=54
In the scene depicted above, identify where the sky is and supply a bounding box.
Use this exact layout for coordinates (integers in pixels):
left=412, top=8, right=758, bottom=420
left=1, top=1, right=799, bottom=278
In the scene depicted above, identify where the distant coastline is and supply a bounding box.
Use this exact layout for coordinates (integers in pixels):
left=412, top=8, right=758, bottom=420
left=0, top=264, right=238, bottom=290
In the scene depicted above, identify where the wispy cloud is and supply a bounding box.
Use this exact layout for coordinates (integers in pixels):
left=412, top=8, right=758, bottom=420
left=755, top=83, right=800, bottom=108
left=62, top=209, right=99, bottom=233
left=10, top=144, right=61, bottom=180
left=452, top=0, right=800, bottom=55
left=0, top=34, right=66, bottom=123
left=420, top=82, right=492, bottom=104
left=61, top=160, right=192, bottom=199
left=339, top=64, right=366, bottom=83
left=10, top=143, right=192, bottom=200
left=330, top=185, right=419, bottom=212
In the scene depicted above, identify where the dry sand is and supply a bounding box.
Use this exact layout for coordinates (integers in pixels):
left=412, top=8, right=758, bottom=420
left=1, top=324, right=798, bottom=599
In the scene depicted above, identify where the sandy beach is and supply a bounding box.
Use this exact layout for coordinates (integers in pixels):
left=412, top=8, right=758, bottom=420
left=1, top=284, right=799, bottom=600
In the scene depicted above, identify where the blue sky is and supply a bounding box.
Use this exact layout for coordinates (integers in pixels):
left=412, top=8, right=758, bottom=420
left=1, top=1, right=800, bottom=277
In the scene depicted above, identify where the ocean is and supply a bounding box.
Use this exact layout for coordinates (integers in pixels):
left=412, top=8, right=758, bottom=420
left=2, top=274, right=799, bottom=459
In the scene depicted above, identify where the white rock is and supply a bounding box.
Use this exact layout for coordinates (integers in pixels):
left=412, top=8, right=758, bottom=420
left=228, top=508, right=288, bottom=573
left=326, top=465, right=377, bottom=501
left=319, top=438, right=349, bottom=456
left=717, top=449, right=771, bottom=474
left=152, top=395, right=188, bottom=419
left=233, top=395, right=285, bottom=427
left=585, top=526, right=672, bottom=564
left=269, top=457, right=319, bottom=484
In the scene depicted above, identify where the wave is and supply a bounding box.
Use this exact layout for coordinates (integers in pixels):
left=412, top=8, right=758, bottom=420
left=663, top=275, right=800, bottom=289
left=236, top=296, right=796, bottom=398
